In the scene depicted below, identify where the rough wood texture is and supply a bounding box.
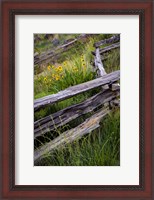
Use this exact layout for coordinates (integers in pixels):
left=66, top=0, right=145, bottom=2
left=34, top=34, right=91, bottom=65
left=111, top=99, right=120, bottom=107
left=92, top=42, right=120, bottom=56
left=34, top=88, right=120, bottom=138
left=99, top=42, right=120, bottom=54
left=94, top=48, right=106, bottom=77
left=34, top=70, right=120, bottom=111
left=57, top=38, right=77, bottom=49
left=34, top=107, right=110, bottom=162
left=34, top=46, right=70, bottom=65
left=93, top=47, right=109, bottom=90
left=94, top=35, right=120, bottom=48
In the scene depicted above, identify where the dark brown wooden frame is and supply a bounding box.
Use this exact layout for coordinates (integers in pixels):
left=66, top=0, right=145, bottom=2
left=0, top=0, right=153, bottom=199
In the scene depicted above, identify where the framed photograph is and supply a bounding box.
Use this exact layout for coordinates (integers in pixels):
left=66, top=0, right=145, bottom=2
left=1, top=0, right=153, bottom=199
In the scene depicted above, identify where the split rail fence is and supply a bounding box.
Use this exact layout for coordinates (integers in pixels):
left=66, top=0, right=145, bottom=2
left=34, top=34, right=93, bottom=65
left=34, top=35, right=120, bottom=163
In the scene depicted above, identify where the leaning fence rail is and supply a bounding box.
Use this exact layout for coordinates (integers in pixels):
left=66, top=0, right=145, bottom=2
left=94, top=34, right=120, bottom=48
left=34, top=34, right=92, bottom=65
left=35, top=107, right=110, bottom=162
left=34, top=70, right=120, bottom=111
left=34, top=87, right=120, bottom=138
left=34, top=35, right=120, bottom=164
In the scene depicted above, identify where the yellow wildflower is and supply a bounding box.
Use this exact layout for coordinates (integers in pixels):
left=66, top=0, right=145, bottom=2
left=47, top=65, right=50, bottom=70
left=82, top=62, right=86, bottom=67
left=57, top=66, right=63, bottom=71
left=63, top=61, right=67, bottom=66
left=52, top=74, right=55, bottom=78
left=73, top=67, right=78, bottom=72
left=55, top=75, right=60, bottom=81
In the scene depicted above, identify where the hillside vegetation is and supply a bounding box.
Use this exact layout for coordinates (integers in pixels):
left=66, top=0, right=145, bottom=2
left=34, top=34, right=120, bottom=166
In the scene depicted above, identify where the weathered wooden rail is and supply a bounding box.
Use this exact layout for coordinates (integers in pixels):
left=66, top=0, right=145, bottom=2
left=35, top=107, right=110, bottom=162
left=34, top=70, right=120, bottom=111
left=94, top=34, right=120, bottom=48
left=34, top=34, right=120, bottom=163
left=34, top=86, right=120, bottom=138
left=34, top=34, right=92, bottom=65
left=93, top=35, right=120, bottom=91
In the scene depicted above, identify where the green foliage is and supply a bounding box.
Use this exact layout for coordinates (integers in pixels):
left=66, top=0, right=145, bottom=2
left=35, top=110, right=120, bottom=166
left=34, top=34, right=120, bottom=166
left=34, top=34, right=80, bottom=54
left=104, top=49, right=120, bottom=73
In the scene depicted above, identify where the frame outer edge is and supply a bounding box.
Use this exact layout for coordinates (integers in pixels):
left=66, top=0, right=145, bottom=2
left=9, top=4, right=147, bottom=198
left=152, top=2, right=154, bottom=200
left=0, top=1, right=153, bottom=199
left=0, top=1, right=2, bottom=199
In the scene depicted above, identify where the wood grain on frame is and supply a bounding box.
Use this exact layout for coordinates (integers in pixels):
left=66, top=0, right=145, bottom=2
left=1, top=0, right=153, bottom=199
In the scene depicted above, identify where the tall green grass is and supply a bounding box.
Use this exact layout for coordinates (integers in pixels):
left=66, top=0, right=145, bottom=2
left=34, top=34, right=120, bottom=166
left=35, top=109, right=120, bottom=166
